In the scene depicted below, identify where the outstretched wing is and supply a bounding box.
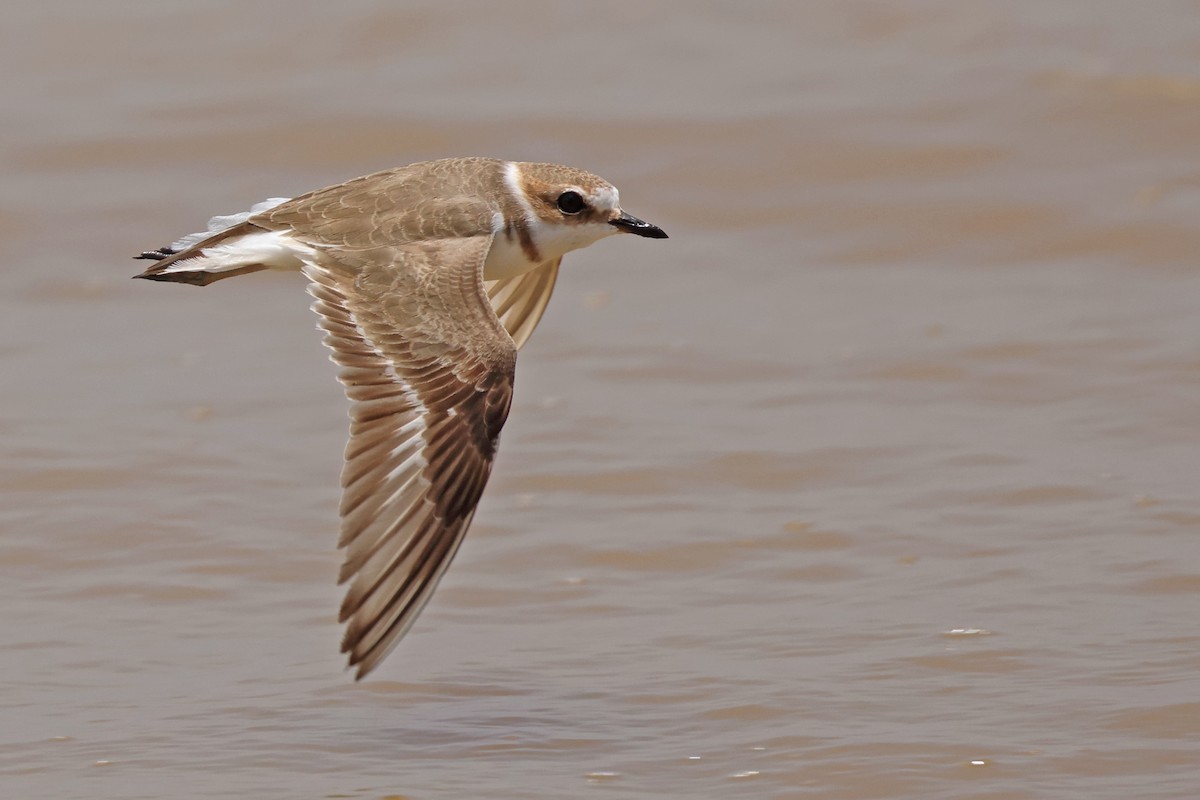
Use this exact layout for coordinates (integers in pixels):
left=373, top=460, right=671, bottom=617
left=304, top=236, right=516, bottom=679
left=485, top=257, right=561, bottom=350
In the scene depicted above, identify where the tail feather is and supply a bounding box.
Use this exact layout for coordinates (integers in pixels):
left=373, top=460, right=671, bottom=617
left=135, top=261, right=269, bottom=286
left=133, top=221, right=265, bottom=285
left=133, top=197, right=295, bottom=286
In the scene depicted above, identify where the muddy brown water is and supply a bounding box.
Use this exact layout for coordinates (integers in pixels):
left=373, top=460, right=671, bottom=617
left=2, top=2, right=1198, bottom=798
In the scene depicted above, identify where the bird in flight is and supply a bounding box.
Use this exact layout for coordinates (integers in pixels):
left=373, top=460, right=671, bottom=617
left=134, top=157, right=667, bottom=679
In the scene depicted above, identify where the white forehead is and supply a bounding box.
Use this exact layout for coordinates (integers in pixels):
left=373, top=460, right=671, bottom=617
left=591, top=184, right=619, bottom=211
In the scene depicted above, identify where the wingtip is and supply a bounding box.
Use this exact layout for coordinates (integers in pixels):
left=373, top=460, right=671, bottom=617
left=343, top=644, right=374, bottom=682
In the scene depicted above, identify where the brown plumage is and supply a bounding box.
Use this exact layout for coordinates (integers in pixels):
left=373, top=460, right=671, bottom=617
left=134, top=157, right=666, bottom=679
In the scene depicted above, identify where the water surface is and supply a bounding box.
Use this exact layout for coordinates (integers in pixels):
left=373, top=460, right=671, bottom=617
left=2, top=2, right=1199, bottom=798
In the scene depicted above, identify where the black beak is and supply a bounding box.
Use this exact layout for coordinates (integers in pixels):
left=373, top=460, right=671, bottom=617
left=610, top=212, right=668, bottom=239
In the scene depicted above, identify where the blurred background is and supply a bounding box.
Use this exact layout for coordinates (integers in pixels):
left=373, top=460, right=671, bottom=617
left=2, top=2, right=1198, bottom=798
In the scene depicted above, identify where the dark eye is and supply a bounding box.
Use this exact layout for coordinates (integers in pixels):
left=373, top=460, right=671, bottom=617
left=556, top=190, right=586, bottom=215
